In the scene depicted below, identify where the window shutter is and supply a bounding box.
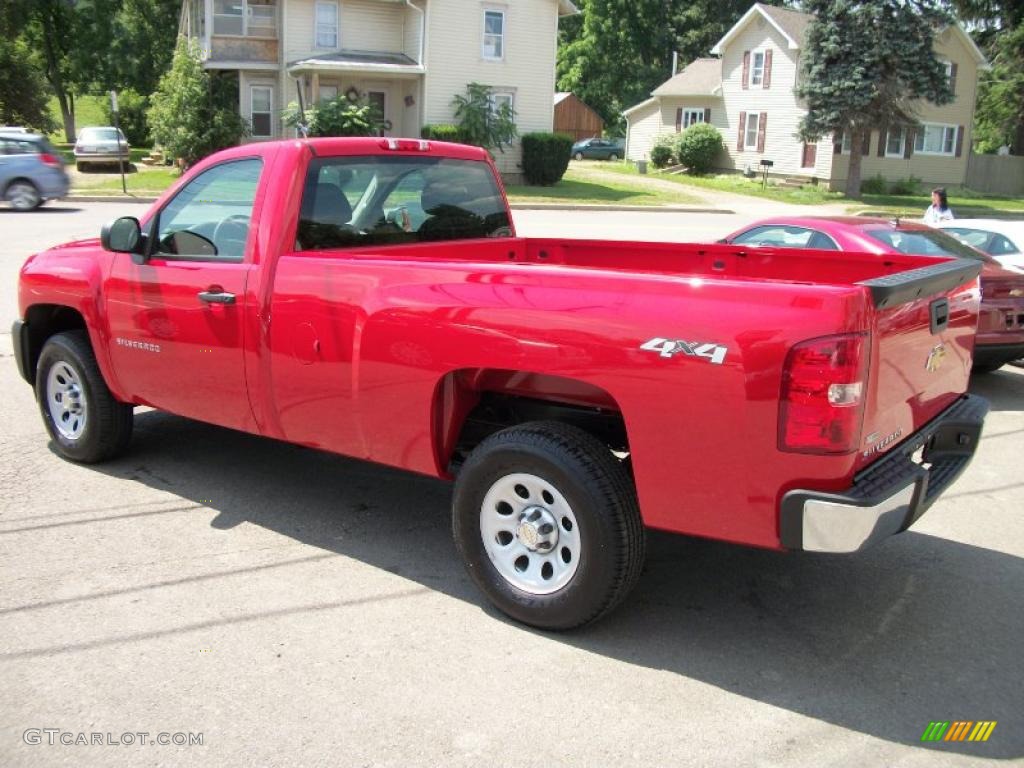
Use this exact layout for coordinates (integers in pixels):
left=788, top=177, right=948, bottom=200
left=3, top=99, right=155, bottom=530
left=763, top=49, right=772, bottom=89
left=742, top=51, right=750, bottom=89
left=704, top=107, right=711, bottom=124
left=955, top=125, right=964, bottom=157
left=676, top=108, right=683, bottom=132
left=949, top=62, right=958, bottom=97
left=757, top=112, right=767, bottom=152
left=737, top=111, right=746, bottom=151
left=833, top=136, right=841, bottom=155
left=861, top=130, right=870, bottom=155
left=877, top=125, right=887, bottom=157
left=904, top=127, right=914, bottom=158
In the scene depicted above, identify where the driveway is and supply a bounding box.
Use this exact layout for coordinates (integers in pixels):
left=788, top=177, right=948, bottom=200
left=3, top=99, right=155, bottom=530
left=1, top=202, right=1021, bottom=767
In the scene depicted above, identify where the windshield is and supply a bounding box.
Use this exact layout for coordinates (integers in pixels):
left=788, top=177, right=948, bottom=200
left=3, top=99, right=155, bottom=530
left=862, top=227, right=993, bottom=262
left=80, top=128, right=123, bottom=142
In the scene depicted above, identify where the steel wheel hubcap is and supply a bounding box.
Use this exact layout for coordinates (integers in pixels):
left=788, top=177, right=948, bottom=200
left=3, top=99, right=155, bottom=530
left=9, top=183, right=39, bottom=209
left=480, top=473, right=581, bottom=595
left=47, top=361, right=87, bottom=440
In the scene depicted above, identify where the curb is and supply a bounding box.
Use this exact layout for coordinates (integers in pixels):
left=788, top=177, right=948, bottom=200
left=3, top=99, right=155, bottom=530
left=509, top=203, right=733, bottom=214
left=67, top=195, right=158, bottom=204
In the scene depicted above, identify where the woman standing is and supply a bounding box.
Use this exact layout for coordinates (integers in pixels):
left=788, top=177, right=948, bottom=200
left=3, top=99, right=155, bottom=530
left=923, top=187, right=954, bottom=225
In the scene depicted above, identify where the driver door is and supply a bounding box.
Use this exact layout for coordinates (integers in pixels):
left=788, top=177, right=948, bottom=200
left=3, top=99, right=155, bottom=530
left=104, top=158, right=263, bottom=431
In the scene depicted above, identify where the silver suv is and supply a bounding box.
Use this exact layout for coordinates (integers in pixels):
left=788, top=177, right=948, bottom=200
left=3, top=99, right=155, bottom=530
left=0, top=132, right=70, bottom=211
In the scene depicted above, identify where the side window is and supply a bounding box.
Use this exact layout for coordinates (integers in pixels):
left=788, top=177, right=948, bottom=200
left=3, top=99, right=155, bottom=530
left=989, top=234, right=1020, bottom=255
left=154, top=158, right=262, bottom=262
left=296, top=155, right=512, bottom=250
left=733, top=225, right=819, bottom=248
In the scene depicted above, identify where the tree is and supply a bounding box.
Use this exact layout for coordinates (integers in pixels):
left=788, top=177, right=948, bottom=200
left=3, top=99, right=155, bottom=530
left=972, top=24, right=1024, bottom=153
left=796, top=0, right=954, bottom=197
left=452, top=83, right=517, bottom=152
left=0, top=37, right=57, bottom=132
left=147, top=38, right=248, bottom=167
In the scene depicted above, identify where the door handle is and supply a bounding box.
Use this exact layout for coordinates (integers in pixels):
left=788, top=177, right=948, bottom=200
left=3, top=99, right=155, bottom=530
left=197, top=290, right=236, bottom=305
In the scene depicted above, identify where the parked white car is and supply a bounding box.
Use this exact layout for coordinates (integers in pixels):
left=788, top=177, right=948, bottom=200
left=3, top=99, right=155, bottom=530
left=936, top=219, right=1024, bottom=273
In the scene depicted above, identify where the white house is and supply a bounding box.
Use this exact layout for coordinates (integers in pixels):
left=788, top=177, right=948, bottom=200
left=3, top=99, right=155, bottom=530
left=179, top=0, right=577, bottom=181
left=623, top=2, right=989, bottom=189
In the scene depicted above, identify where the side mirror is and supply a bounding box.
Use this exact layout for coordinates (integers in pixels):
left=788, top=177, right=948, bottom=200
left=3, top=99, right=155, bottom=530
left=101, top=217, right=144, bottom=261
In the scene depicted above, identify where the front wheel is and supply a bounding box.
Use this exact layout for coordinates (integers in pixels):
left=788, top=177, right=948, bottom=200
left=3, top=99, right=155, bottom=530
left=36, top=331, right=134, bottom=463
left=453, top=421, right=645, bottom=630
left=608, top=153, right=619, bottom=161
left=574, top=152, right=584, bottom=161
left=6, top=180, right=41, bottom=211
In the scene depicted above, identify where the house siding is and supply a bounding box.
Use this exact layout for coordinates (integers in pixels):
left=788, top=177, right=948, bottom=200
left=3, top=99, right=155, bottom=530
left=423, top=0, right=560, bottom=179
left=828, top=27, right=979, bottom=189
left=625, top=101, right=661, bottom=161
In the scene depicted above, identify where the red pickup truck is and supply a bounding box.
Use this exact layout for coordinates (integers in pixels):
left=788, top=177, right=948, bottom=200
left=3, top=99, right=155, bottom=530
left=13, top=138, right=988, bottom=629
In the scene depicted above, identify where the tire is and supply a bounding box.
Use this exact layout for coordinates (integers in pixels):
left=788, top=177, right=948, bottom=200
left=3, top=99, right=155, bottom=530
left=35, top=331, right=133, bottom=463
left=6, top=179, right=41, bottom=211
left=76, top=162, right=86, bottom=172
left=972, top=361, right=1004, bottom=374
left=453, top=421, right=645, bottom=630
left=608, top=153, right=618, bottom=161
left=574, top=152, right=584, bottom=161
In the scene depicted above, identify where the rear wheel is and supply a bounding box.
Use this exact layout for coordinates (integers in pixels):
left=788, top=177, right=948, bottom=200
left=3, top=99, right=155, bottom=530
left=6, top=180, right=41, bottom=211
left=453, top=421, right=645, bottom=630
left=608, top=153, right=619, bottom=161
left=972, top=361, right=1005, bottom=374
left=76, top=161, right=86, bottom=172
left=36, top=331, right=133, bottom=463
left=574, top=152, right=584, bottom=161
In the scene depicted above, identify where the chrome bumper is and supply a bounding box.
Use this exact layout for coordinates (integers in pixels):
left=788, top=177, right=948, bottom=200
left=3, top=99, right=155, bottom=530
left=780, top=395, right=988, bottom=553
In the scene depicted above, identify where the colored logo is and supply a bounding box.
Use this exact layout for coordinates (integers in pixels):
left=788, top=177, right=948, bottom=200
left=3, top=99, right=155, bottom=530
left=925, top=343, right=947, bottom=372
left=921, top=721, right=997, bottom=742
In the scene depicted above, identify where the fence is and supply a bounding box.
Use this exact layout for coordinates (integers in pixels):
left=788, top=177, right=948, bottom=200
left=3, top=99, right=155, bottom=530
left=965, top=153, right=1024, bottom=196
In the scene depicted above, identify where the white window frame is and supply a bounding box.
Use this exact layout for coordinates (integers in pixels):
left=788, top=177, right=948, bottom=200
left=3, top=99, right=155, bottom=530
left=884, top=126, right=905, bottom=157
left=488, top=91, right=515, bottom=145
left=914, top=123, right=957, bottom=156
left=750, top=50, right=765, bottom=86
left=250, top=85, right=273, bottom=138
left=682, top=109, right=705, bottom=129
left=482, top=9, right=505, bottom=61
left=315, top=0, right=339, bottom=49
left=744, top=112, right=759, bottom=150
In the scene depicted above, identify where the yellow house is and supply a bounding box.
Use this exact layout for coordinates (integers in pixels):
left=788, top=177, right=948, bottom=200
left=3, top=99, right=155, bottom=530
left=179, top=0, right=577, bottom=181
left=624, top=3, right=990, bottom=189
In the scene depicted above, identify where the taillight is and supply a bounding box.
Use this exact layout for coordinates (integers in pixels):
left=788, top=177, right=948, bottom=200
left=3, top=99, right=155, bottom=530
left=982, top=278, right=1024, bottom=299
left=39, top=153, right=61, bottom=168
left=380, top=138, right=430, bottom=151
left=779, top=333, right=868, bottom=454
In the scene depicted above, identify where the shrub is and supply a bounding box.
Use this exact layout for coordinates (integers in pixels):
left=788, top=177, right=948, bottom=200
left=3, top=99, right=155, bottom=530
left=521, top=132, right=573, bottom=185
left=860, top=173, right=888, bottom=195
left=650, top=133, right=677, bottom=168
left=421, top=124, right=462, bottom=142
left=887, top=175, right=922, bottom=195
left=104, top=88, right=149, bottom=146
left=452, top=83, right=517, bottom=152
left=148, top=39, right=248, bottom=167
left=676, top=123, right=723, bottom=174
left=283, top=92, right=383, bottom=137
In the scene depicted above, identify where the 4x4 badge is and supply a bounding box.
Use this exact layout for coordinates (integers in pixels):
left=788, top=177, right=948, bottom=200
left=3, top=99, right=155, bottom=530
left=640, top=337, right=728, bottom=365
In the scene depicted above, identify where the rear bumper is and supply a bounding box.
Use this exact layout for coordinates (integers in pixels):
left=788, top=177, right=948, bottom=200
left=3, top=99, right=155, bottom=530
left=974, top=341, right=1024, bottom=369
left=779, top=395, right=988, bottom=553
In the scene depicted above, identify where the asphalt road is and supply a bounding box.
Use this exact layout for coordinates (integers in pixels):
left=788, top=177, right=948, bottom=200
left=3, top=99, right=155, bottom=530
left=1, top=202, right=1022, bottom=767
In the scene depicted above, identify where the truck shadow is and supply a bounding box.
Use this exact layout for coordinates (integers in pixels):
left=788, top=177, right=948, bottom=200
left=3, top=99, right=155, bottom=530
left=88, top=410, right=1021, bottom=759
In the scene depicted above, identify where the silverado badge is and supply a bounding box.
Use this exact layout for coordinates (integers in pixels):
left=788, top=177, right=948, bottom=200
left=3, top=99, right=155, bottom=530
left=925, top=344, right=946, bottom=372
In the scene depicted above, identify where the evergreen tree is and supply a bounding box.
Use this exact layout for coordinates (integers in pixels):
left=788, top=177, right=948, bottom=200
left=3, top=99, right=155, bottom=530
left=796, top=0, right=954, bottom=197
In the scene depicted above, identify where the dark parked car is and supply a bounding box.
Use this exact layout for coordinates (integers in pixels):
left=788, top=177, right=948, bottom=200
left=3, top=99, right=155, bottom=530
left=571, top=138, right=624, bottom=161
left=720, top=216, right=1024, bottom=373
left=73, top=126, right=130, bottom=171
left=0, top=131, right=70, bottom=211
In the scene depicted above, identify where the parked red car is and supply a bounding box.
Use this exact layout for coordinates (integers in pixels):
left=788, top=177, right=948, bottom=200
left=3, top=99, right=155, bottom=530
left=721, top=216, right=1024, bottom=372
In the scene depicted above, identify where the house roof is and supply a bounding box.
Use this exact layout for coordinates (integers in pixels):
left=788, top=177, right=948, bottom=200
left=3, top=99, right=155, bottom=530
left=622, top=97, right=658, bottom=118
left=287, top=50, right=424, bottom=75
left=651, top=58, right=722, bottom=97
left=558, top=0, right=578, bottom=17
left=711, top=2, right=810, bottom=54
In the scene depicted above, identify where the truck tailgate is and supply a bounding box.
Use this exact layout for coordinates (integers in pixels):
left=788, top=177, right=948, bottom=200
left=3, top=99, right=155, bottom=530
left=857, top=261, right=982, bottom=470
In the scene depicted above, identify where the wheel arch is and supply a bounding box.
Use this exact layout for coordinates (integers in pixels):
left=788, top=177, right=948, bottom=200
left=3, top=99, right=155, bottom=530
left=432, top=368, right=629, bottom=476
left=20, top=305, right=100, bottom=387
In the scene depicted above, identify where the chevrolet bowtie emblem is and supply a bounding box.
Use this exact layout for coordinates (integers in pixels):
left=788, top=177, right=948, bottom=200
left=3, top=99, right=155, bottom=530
left=926, top=344, right=947, bottom=372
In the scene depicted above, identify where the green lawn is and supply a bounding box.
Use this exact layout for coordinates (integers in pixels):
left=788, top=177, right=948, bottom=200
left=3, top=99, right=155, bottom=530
left=857, top=191, right=1024, bottom=217
left=70, top=167, right=180, bottom=195
left=596, top=161, right=843, bottom=205
left=506, top=168, right=701, bottom=206
left=46, top=95, right=109, bottom=141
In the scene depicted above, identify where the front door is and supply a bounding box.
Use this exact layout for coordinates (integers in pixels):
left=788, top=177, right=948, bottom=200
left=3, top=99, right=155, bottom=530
left=368, top=91, right=388, bottom=136
left=801, top=142, right=818, bottom=168
left=104, top=157, right=264, bottom=431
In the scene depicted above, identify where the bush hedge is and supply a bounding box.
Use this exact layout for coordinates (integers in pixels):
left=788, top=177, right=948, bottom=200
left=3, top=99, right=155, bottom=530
left=676, top=123, right=722, bottom=174
left=521, top=132, right=573, bottom=185
left=421, top=123, right=463, bottom=142
left=860, top=173, right=888, bottom=195
left=650, top=133, right=676, bottom=168
left=103, top=88, right=150, bottom=146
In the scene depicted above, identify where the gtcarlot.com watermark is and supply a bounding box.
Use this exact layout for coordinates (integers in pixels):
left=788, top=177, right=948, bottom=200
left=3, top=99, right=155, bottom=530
left=23, top=729, right=203, bottom=747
